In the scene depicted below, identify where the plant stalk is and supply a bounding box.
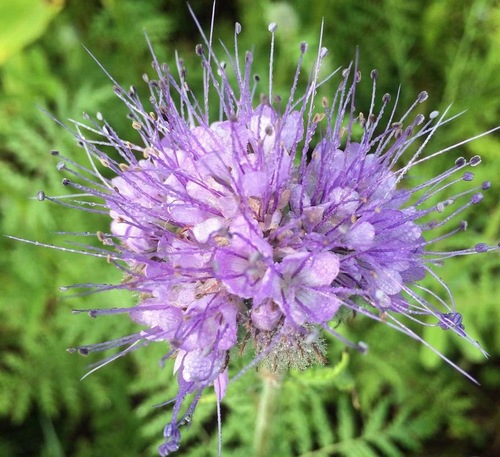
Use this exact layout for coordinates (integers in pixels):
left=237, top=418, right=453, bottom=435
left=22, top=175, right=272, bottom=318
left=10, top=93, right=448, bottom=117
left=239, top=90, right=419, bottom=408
left=253, top=369, right=283, bottom=457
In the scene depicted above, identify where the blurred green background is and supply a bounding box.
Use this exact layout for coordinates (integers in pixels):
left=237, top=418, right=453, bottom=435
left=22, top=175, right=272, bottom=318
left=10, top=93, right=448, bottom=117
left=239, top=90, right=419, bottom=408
left=1, top=0, right=499, bottom=456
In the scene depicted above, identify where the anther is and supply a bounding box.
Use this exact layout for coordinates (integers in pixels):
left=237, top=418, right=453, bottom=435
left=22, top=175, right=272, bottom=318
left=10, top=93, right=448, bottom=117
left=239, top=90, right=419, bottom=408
left=459, top=220, right=468, bottom=231
left=471, top=193, right=483, bottom=204
left=97, top=231, right=106, bottom=243
left=439, top=312, right=464, bottom=330
left=382, top=93, right=391, bottom=104
left=358, top=112, right=365, bottom=127
left=37, top=191, right=46, bottom=201
left=56, top=162, right=66, bottom=171
left=370, top=69, right=378, bottom=81
left=429, top=110, right=439, bottom=119
left=300, top=42, right=308, bottom=53
left=217, top=62, right=226, bottom=76
left=357, top=341, right=369, bottom=354
left=417, top=91, right=428, bottom=102
left=469, top=155, right=481, bottom=166
left=62, top=178, right=71, bottom=186
left=415, top=114, right=425, bottom=125
left=462, top=172, right=474, bottom=181
left=482, top=181, right=491, bottom=190
left=51, top=150, right=59, bottom=156
left=268, top=22, right=278, bottom=33
left=313, top=113, right=326, bottom=123
left=474, top=243, right=488, bottom=253
left=455, top=157, right=466, bottom=167
left=235, top=22, right=242, bottom=34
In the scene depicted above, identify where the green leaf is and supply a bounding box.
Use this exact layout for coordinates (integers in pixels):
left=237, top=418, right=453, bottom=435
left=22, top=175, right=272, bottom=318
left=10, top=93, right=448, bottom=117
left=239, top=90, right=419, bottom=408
left=337, top=395, right=355, bottom=442
left=0, top=0, right=64, bottom=64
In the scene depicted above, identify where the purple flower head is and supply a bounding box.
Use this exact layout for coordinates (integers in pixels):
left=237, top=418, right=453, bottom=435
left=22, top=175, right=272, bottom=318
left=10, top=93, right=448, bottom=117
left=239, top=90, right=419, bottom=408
left=31, top=11, right=500, bottom=457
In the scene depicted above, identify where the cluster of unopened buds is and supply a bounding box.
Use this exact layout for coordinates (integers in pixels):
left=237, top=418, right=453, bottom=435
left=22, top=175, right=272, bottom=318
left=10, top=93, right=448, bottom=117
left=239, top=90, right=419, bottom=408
left=25, top=13, right=498, bottom=457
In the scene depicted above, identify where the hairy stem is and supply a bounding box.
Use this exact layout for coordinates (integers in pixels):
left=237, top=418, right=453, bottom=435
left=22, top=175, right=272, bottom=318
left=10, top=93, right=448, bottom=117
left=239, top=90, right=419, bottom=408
left=253, top=369, right=283, bottom=457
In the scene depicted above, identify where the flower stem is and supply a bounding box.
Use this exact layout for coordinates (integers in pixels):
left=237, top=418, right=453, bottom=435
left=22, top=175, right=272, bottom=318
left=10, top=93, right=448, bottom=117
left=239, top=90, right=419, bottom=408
left=253, top=369, right=283, bottom=457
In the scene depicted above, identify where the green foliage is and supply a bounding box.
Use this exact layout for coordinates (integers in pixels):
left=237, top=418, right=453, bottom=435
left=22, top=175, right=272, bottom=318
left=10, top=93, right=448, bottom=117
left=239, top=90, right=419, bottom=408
left=0, top=0, right=63, bottom=64
left=1, top=0, right=499, bottom=456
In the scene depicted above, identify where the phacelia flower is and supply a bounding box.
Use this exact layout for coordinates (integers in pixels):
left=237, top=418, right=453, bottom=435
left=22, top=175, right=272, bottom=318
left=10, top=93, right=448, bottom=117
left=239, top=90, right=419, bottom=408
left=30, top=15, right=498, bottom=457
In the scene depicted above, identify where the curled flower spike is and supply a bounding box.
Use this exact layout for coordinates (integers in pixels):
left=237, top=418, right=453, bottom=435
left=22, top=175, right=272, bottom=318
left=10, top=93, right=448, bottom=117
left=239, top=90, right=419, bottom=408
left=23, top=7, right=499, bottom=457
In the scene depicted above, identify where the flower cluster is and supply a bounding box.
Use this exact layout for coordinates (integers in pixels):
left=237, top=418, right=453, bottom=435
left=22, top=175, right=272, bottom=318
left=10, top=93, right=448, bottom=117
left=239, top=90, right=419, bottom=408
left=37, top=19, right=497, bottom=456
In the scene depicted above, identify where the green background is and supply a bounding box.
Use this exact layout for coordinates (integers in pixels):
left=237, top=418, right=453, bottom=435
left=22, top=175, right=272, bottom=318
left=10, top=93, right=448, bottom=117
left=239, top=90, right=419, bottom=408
left=1, top=0, right=499, bottom=456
